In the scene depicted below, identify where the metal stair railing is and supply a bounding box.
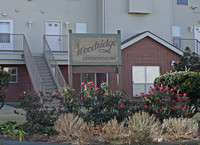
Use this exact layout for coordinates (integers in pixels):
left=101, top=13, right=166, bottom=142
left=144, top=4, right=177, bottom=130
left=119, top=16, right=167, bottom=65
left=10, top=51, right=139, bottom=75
left=43, top=36, right=66, bottom=89
left=23, top=35, right=45, bottom=95
left=173, top=37, right=200, bottom=55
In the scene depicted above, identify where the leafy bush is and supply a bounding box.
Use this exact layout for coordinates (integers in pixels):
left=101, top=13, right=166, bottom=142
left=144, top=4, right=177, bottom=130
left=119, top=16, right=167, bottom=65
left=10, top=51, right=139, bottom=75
left=154, top=71, right=200, bottom=117
left=174, top=48, right=200, bottom=72
left=78, top=82, right=135, bottom=125
left=0, top=122, right=25, bottom=141
left=162, top=118, right=199, bottom=140
left=17, top=92, right=59, bottom=135
left=59, top=82, right=137, bottom=125
left=141, top=85, right=190, bottom=121
left=58, top=86, right=81, bottom=115
left=0, top=70, right=12, bottom=109
left=22, top=122, right=54, bottom=135
left=54, top=113, right=94, bottom=143
left=127, top=111, right=162, bottom=145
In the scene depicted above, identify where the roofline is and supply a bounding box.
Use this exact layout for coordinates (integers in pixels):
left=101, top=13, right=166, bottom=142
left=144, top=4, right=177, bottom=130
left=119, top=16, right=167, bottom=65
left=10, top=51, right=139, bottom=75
left=121, top=31, right=184, bottom=56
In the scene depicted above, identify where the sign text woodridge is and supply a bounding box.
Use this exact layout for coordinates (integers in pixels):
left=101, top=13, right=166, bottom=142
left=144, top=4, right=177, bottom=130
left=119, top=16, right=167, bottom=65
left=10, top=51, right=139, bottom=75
left=69, top=33, right=121, bottom=65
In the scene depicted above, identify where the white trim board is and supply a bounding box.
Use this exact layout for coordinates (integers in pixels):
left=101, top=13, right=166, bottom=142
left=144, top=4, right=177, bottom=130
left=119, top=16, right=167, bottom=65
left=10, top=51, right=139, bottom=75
left=121, top=31, right=184, bottom=56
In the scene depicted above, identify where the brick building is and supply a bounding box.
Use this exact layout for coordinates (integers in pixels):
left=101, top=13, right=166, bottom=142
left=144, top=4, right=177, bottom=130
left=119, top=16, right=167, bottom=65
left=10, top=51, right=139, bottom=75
left=0, top=0, right=196, bottom=102
left=2, top=31, right=183, bottom=102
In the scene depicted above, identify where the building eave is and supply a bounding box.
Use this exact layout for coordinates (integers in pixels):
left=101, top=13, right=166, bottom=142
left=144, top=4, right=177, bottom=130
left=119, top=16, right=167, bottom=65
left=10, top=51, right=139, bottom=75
left=121, top=31, right=184, bottom=56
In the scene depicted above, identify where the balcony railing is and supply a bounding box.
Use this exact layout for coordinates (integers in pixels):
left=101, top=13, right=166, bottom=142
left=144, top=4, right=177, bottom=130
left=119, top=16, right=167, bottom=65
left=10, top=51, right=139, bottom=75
left=43, top=35, right=66, bottom=89
left=44, top=35, right=68, bottom=52
left=0, top=33, right=24, bottom=51
left=173, top=37, right=200, bottom=55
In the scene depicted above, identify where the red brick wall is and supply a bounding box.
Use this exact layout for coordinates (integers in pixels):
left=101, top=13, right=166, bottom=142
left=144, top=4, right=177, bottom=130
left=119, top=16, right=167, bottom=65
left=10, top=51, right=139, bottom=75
left=1, top=65, right=34, bottom=102
left=2, top=37, right=180, bottom=102
left=109, top=37, right=180, bottom=99
left=59, top=65, right=81, bottom=93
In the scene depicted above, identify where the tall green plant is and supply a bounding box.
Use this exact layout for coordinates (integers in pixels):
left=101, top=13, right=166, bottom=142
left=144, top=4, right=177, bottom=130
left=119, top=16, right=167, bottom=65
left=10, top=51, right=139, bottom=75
left=141, top=85, right=190, bottom=121
left=174, top=47, right=200, bottom=72
left=0, top=70, right=12, bottom=109
left=17, top=93, right=59, bottom=135
left=0, top=122, right=26, bottom=141
left=154, top=71, right=200, bottom=117
left=77, top=82, right=134, bottom=125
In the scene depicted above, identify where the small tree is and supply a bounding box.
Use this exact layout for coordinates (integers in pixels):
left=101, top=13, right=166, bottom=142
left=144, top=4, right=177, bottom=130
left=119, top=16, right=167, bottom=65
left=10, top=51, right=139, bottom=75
left=174, top=47, right=200, bottom=72
left=154, top=71, right=200, bottom=118
left=0, top=69, right=12, bottom=109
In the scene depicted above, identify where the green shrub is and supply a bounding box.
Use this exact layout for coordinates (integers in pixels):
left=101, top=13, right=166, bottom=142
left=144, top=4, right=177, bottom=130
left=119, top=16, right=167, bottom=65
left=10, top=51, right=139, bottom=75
left=0, top=70, right=12, bottom=109
left=128, top=111, right=162, bottom=145
left=77, top=82, right=135, bottom=125
left=22, top=122, right=54, bottom=135
left=174, top=48, right=200, bottom=72
left=17, top=82, right=141, bottom=136
left=58, top=86, right=81, bottom=115
left=57, top=82, right=143, bottom=125
left=0, top=122, right=26, bottom=141
left=17, top=92, right=59, bottom=135
left=154, top=71, right=200, bottom=117
left=141, top=85, right=190, bottom=121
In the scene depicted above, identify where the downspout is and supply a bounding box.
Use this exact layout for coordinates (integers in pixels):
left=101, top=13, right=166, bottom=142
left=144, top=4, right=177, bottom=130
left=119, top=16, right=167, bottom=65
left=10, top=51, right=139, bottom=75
left=169, top=0, right=173, bottom=43
left=102, top=0, right=109, bottom=84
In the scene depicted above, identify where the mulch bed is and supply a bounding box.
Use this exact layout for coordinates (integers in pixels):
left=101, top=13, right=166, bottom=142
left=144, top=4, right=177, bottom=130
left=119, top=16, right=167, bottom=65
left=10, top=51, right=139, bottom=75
left=0, top=128, right=200, bottom=145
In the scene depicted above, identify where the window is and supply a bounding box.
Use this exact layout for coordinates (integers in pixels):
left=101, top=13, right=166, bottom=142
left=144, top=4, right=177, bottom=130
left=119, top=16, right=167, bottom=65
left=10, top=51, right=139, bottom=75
left=81, top=73, right=96, bottom=90
left=177, top=0, right=188, bottom=5
left=3, top=67, right=18, bottom=83
left=76, top=23, right=87, bottom=33
left=0, top=22, right=11, bottom=43
left=132, top=66, right=160, bottom=96
left=172, top=26, right=181, bottom=48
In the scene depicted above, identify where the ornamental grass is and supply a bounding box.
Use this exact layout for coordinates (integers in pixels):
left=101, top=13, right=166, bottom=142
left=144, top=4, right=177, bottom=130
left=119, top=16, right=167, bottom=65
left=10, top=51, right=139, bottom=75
left=162, top=117, right=199, bottom=140
left=128, top=111, right=162, bottom=145
left=54, top=113, right=94, bottom=143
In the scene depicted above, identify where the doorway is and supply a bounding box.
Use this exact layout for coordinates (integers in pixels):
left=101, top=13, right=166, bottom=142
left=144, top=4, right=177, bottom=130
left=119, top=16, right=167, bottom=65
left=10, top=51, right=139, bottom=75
left=45, top=21, right=62, bottom=51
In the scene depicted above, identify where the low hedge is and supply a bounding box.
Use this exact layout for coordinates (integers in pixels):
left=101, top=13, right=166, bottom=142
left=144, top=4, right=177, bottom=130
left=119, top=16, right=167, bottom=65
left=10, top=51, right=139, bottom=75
left=154, top=71, right=200, bottom=117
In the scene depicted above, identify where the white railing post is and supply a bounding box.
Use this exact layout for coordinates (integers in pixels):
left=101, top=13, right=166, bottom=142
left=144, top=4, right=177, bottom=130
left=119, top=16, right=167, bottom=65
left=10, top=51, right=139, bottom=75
left=43, top=35, right=66, bottom=89
left=23, top=35, right=44, bottom=96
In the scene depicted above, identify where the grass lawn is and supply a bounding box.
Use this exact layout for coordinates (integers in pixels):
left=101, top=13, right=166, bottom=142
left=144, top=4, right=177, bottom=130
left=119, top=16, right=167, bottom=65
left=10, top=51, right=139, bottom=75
left=193, top=112, right=200, bottom=121
left=0, top=106, right=199, bottom=126
left=6, top=104, right=22, bottom=109
left=0, top=109, right=26, bottom=125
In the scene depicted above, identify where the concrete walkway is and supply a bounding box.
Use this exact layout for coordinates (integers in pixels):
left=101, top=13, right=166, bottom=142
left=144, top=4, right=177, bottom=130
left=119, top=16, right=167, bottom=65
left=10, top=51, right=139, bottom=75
left=0, top=140, right=69, bottom=145
left=1, top=104, right=16, bottom=110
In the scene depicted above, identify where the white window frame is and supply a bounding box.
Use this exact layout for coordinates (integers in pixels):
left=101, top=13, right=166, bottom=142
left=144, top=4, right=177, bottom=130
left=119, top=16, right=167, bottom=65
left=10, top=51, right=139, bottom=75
left=0, top=20, right=13, bottom=33
left=172, top=26, right=181, bottom=48
left=0, top=20, right=14, bottom=50
left=76, top=22, right=87, bottom=33
left=3, top=67, right=18, bottom=83
left=132, top=66, right=160, bottom=97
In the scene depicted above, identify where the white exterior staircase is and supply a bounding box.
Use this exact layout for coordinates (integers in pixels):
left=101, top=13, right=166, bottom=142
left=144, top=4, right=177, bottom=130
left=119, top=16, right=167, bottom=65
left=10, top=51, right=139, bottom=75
left=33, top=55, right=58, bottom=93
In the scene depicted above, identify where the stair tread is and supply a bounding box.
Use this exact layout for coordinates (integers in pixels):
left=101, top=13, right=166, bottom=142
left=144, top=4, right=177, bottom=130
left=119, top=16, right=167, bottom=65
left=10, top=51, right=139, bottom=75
left=29, top=55, right=58, bottom=94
